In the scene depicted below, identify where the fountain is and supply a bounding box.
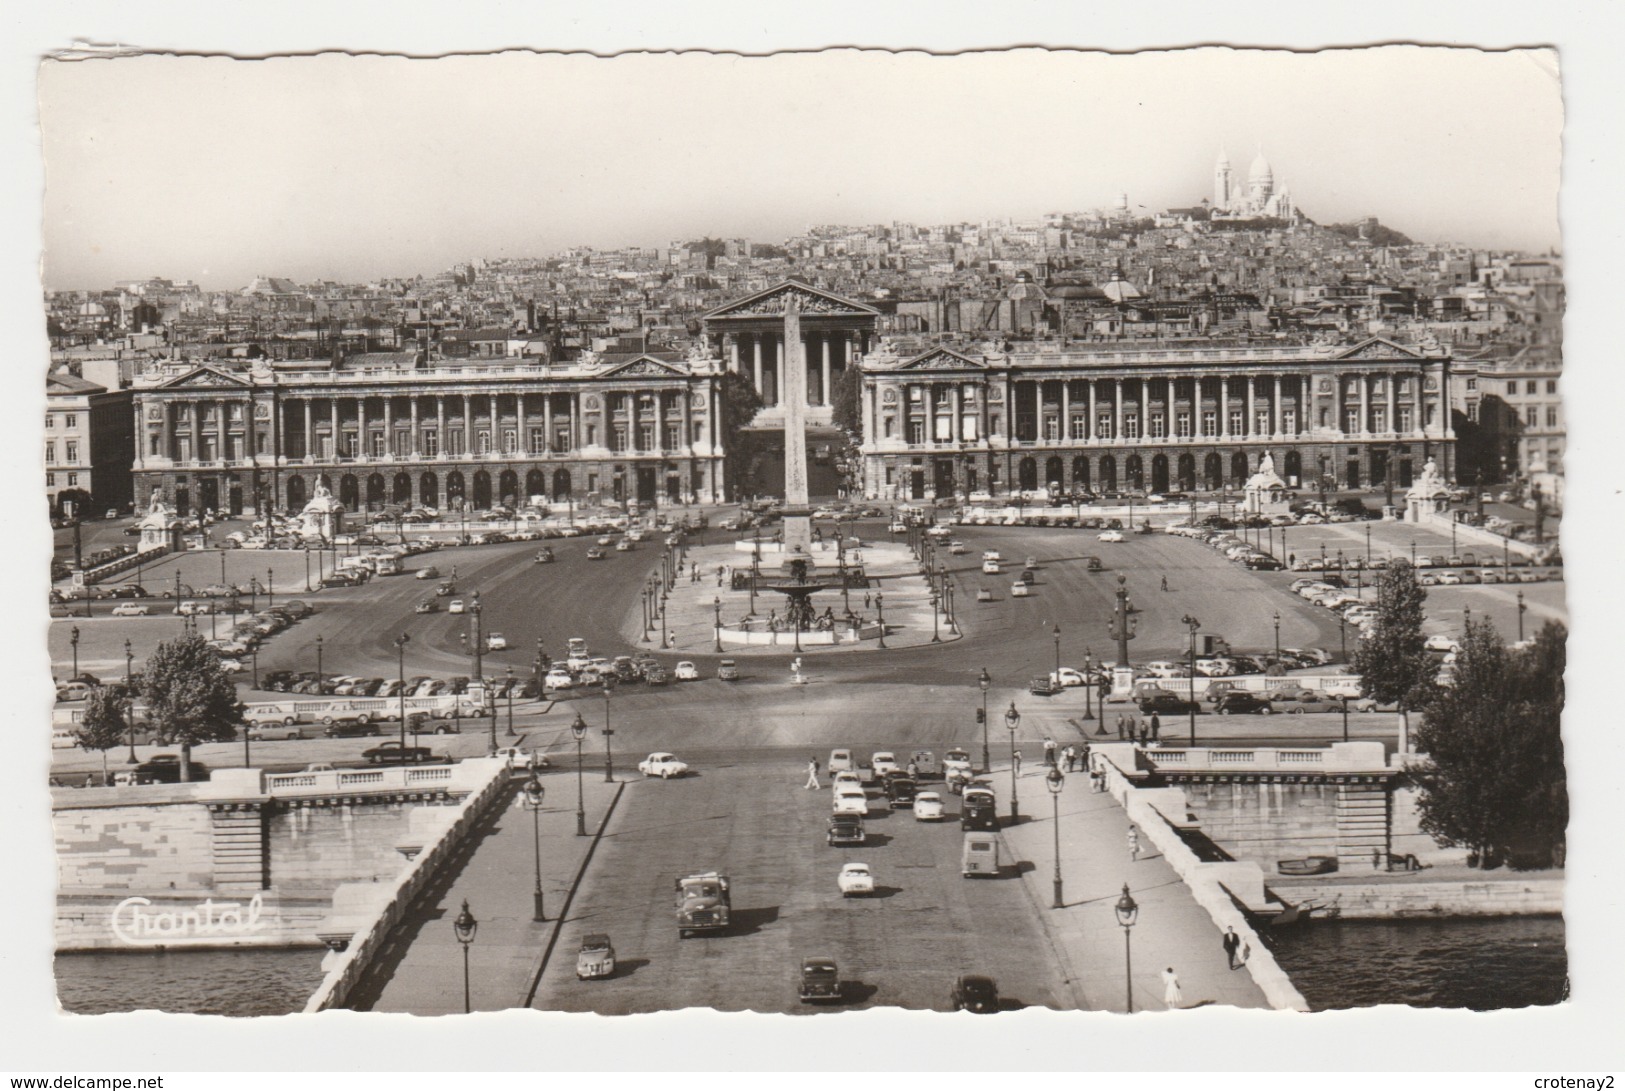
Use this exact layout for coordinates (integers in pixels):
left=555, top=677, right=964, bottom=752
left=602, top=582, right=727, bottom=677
left=298, top=480, right=345, bottom=542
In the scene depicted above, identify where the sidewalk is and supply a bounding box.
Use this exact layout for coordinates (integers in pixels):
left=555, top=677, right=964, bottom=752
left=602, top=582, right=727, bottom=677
left=346, top=773, right=623, bottom=1013
left=998, top=756, right=1270, bottom=1012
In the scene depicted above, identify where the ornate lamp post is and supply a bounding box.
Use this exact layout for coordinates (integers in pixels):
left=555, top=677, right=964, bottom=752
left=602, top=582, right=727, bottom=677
left=1272, top=610, right=1281, bottom=665
left=875, top=593, right=886, bottom=649
left=640, top=588, right=650, bottom=643
left=1083, top=645, right=1097, bottom=724
left=713, top=596, right=723, bottom=653
left=929, top=590, right=941, bottom=643
left=315, top=634, right=324, bottom=690
left=1004, top=702, right=1021, bottom=824
left=394, top=633, right=411, bottom=748
left=124, top=639, right=138, bottom=763
left=452, top=900, right=478, bottom=1013
left=69, top=626, right=79, bottom=681
left=978, top=667, right=992, bottom=772
left=1180, top=614, right=1200, bottom=746
left=1047, top=767, right=1065, bottom=909
left=602, top=680, right=615, bottom=782
left=1052, top=623, right=1061, bottom=685
left=1115, top=883, right=1139, bottom=1013
left=571, top=712, right=588, bottom=837
left=523, top=774, right=547, bottom=921
left=1517, top=590, right=1527, bottom=643
left=505, top=666, right=516, bottom=738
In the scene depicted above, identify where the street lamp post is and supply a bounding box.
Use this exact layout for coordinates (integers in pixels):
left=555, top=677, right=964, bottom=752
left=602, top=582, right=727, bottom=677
left=640, top=588, right=651, bottom=643
left=1410, top=540, right=1417, bottom=566
left=315, top=635, right=324, bottom=689
left=394, top=633, right=411, bottom=748
left=266, top=569, right=274, bottom=610
left=571, top=713, right=588, bottom=837
left=1339, top=614, right=1347, bottom=662
left=1047, top=767, right=1065, bottom=909
left=505, top=666, right=516, bottom=738
left=1272, top=610, right=1281, bottom=665
left=452, top=900, right=477, bottom=1013
left=124, top=639, right=138, bottom=763
left=1083, top=646, right=1097, bottom=724
left=602, top=683, right=615, bottom=783
left=1517, top=590, right=1527, bottom=642
left=1180, top=614, right=1200, bottom=746
left=875, top=593, right=886, bottom=649
left=1365, top=524, right=1372, bottom=564
left=1052, top=623, right=1061, bottom=685
left=929, top=590, right=940, bottom=643
left=70, top=626, right=79, bottom=681
left=523, top=773, right=547, bottom=921
left=1115, top=883, right=1139, bottom=1013
left=304, top=547, right=311, bottom=592
left=713, top=596, right=723, bottom=653
left=978, top=668, right=991, bottom=772
left=1004, top=702, right=1021, bottom=825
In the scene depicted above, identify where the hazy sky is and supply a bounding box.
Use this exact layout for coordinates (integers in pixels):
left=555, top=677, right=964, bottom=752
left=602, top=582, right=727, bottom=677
left=38, top=46, right=1562, bottom=291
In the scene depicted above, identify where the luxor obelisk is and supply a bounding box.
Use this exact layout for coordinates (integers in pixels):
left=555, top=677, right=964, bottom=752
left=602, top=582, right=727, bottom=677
left=779, top=294, right=813, bottom=554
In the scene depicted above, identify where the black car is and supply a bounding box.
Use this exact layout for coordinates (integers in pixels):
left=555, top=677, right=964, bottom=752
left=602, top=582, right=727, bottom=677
left=361, top=741, right=435, bottom=764
left=261, top=669, right=297, bottom=692
left=1028, top=676, right=1061, bottom=697
left=1137, top=693, right=1201, bottom=715
left=885, top=776, right=918, bottom=808
left=324, top=720, right=382, bottom=738
left=1213, top=691, right=1272, bottom=715
left=133, top=755, right=210, bottom=783
left=827, top=814, right=865, bottom=846
left=951, top=974, right=1000, bottom=1013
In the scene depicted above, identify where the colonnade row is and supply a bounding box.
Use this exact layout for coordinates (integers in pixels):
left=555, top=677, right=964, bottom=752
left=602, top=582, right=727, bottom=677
left=717, top=330, right=868, bottom=407
left=863, top=442, right=1440, bottom=501
left=135, top=386, right=712, bottom=468
left=133, top=456, right=724, bottom=517
left=863, top=369, right=1439, bottom=447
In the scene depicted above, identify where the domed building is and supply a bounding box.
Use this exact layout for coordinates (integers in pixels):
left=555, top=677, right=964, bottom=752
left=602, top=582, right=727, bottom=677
left=1212, top=146, right=1297, bottom=222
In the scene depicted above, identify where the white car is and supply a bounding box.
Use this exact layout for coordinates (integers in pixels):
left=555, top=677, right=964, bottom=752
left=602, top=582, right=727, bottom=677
left=832, top=786, right=869, bottom=815
left=1097, top=530, right=1125, bottom=543
left=111, top=603, right=150, bottom=616
left=485, top=633, right=508, bottom=651
left=981, top=551, right=1002, bottom=562
left=1053, top=667, right=1088, bottom=687
left=831, top=770, right=864, bottom=792
left=638, top=752, right=689, bottom=779
left=870, top=751, right=900, bottom=779
left=949, top=541, right=968, bottom=555
left=837, top=863, right=876, bottom=897
left=674, top=661, right=699, bottom=681
left=1436, top=572, right=1463, bottom=585
left=1424, top=634, right=1460, bottom=654
left=493, top=746, right=547, bottom=770
left=448, top=599, right=466, bottom=614
left=1011, top=581, right=1030, bottom=598
left=981, top=560, right=1002, bottom=575
left=566, top=653, right=592, bottom=672
left=912, top=792, right=946, bottom=821
left=543, top=669, right=575, bottom=690
left=926, top=525, right=952, bottom=538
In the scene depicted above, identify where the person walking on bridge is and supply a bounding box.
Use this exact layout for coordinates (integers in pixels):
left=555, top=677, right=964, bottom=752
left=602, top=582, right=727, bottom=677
left=1161, top=967, right=1183, bottom=1009
left=1223, top=926, right=1242, bottom=970
left=804, top=757, right=821, bottom=790
left=1128, top=825, right=1141, bottom=861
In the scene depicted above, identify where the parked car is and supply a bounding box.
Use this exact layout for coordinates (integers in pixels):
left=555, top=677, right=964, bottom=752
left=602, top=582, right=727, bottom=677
left=361, top=741, right=436, bottom=764
left=485, top=633, right=508, bottom=651
left=951, top=974, right=1000, bottom=1013
left=133, top=755, right=210, bottom=783
left=1028, top=675, right=1061, bottom=696
left=798, top=957, right=842, bottom=1004
left=1214, top=691, right=1272, bottom=715
left=111, top=603, right=150, bottom=616
left=492, top=745, right=546, bottom=769
left=828, top=748, right=856, bottom=775
left=575, top=933, right=616, bottom=981
left=638, top=752, right=688, bottom=779
left=324, top=721, right=382, bottom=738
left=1270, top=691, right=1345, bottom=715
left=870, top=751, right=900, bottom=780
left=1137, top=693, right=1201, bottom=715
left=832, top=786, right=869, bottom=816
left=836, top=862, right=876, bottom=897
left=674, top=661, right=699, bottom=681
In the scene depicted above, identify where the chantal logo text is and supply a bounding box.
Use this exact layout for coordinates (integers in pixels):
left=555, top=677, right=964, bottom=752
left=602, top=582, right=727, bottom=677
left=109, top=893, right=266, bottom=946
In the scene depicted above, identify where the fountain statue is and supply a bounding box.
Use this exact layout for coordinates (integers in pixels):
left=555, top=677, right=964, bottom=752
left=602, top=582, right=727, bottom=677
left=1404, top=457, right=1451, bottom=522
left=299, top=480, right=345, bottom=541
left=1242, top=450, right=1288, bottom=513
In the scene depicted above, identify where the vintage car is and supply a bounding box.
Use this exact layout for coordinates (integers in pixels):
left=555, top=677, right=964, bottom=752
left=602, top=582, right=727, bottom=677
left=638, top=752, right=689, bottom=778
left=912, top=791, right=946, bottom=821
left=951, top=974, right=1000, bottom=1013
left=1097, top=530, right=1125, bottom=543
left=798, top=957, right=842, bottom=1004
left=836, top=862, right=876, bottom=897
left=942, top=748, right=974, bottom=779
left=827, top=813, right=865, bottom=847
left=1029, top=675, right=1061, bottom=697
left=828, top=748, right=856, bottom=774
left=832, top=785, right=869, bottom=816
left=534, top=548, right=554, bottom=563
left=1011, top=581, right=1031, bottom=598
left=981, top=560, right=1002, bottom=575
left=586, top=547, right=608, bottom=560
left=361, top=741, right=435, bottom=765
left=870, top=751, right=900, bottom=780
left=575, top=933, right=616, bottom=980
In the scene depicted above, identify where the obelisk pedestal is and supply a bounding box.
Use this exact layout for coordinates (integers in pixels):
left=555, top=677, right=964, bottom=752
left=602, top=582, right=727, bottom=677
left=780, top=295, right=813, bottom=555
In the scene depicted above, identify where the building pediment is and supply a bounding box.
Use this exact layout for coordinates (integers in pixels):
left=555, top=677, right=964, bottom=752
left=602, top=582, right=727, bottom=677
left=704, top=281, right=880, bottom=321
left=596, top=354, right=688, bottom=379
left=157, top=366, right=252, bottom=390
left=1333, top=337, right=1426, bottom=362
left=895, top=348, right=989, bottom=372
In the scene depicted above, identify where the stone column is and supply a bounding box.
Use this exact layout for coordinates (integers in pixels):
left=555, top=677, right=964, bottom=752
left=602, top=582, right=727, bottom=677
left=517, top=392, right=527, bottom=453
left=1220, top=378, right=1230, bottom=437
left=654, top=390, right=666, bottom=454
left=821, top=336, right=832, bottom=407
left=627, top=391, right=639, bottom=452
left=752, top=334, right=764, bottom=397
left=461, top=394, right=472, bottom=456
left=780, top=297, right=812, bottom=552
left=543, top=392, right=554, bottom=454
left=302, top=399, right=313, bottom=460
left=1113, top=379, right=1124, bottom=440
left=1387, top=373, right=1397, bottom=436
left=1244, top=377, right=1255, bottom=438
left=1359, top=374, right=1370, bottom=436
left=1273, top=376, right=1283, bottom=438
left=383, top=396, right=393, bottom=457
left=436, top=396, right=446, bottom=457
left=490, top=393, right=500, bottom=453
left=1060, top=379, right=1071, bottom=442
left=410, top=396, right=420, bottom=457
left=569, top=393, right=579, bottom=452
left=952, top=383, right=964, bottom=444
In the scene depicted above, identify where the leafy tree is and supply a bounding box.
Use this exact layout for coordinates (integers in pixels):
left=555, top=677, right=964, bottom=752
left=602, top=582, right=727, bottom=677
left=139, top=633, right=242, bottom=780
left=75, top=687, right=129, bottom=785
left=1409, top=619, right=1567, bottom=869
left=1352, top=559, right=1433, bottom=708
left=717, top=370, right=765, bottom=502
left=829, top=365, right=862, bottom=436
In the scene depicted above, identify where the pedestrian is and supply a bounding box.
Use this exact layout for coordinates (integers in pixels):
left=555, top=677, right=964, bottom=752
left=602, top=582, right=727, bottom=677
left=1013, top=750, right=1023, bottom=776
left=804, top=757, right=821, bottom=790
left=1161, top=967, right=1183, bottom=1009
left=1161, top=575, right=1168, bottom=592
left=1116, top=713, right=1126, bottom=740
left=864, top=591, right=871, bottom=610
left=1223, top=926, right=1242, bottom=970
left=1080, top=742, right=1091, bottom=770
left=1150, top=712, right=1161, bottom=741
left=1043, top=737, right=1057, bottom=767
left=907, top=760, right=920, bottom=780
left=1063, top=745, right=1076, bottom=772
left=1128, top=826, right=1140, bottom=861
left=1241, top=939, right=1251, bottom=966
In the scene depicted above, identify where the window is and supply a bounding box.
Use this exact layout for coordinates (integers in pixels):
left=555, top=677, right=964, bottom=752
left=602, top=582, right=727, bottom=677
left=529, top=428, right=546, bottom=454
left=1507, top=381, right=1517, bottom=395
left=1344, top=408, right=1361, bottom=433
left=503, top=429, right=517, bottom=455
left=229, top=404, right=244, bottom=421
left=1546, top=407, right=1558, bottom=428
left=44, top=415, right=52, bottom=430
left=1255, top=410, right=1271, bottom=435
left=45, top=442, right=56, bottom=463
left=64, top=414, right=77, bottom=428
left=1467, top=403, right=1478, bottom=423
left=639, top=423, right=655, bottom=450
left=1546, top=380, right=1557, bottom=394
left=200, top=437, right=217, bottom=462
left=1282, top=409, right=1296, bottom=434
left=1043, top=418, right=1060, bottom=441
left=1425, top=404, right=1437, bottom=426
left=229, top=436, right=244, bottom=461
left=1229, top=409, right=1244, bottom=435
left=371, top=433, right=386, bottom=458
left=691, top=422, right=705, bottom=445
left=1124, top=414, right=1140, bottom=440
left=1398, top=407, right=1413, bottom=433
left=1525, top=407, right=1538, bottom=427
left=1201, top=410, right=1217, bottom=437
left=1148, top=413, right=1165, bottom=440
left=1370, top=408, right=1386, bottom=433
left=477, top=430, right=492, bottom=455
left=990, top=413, right=1003, bottom=437
left=45, top=471, right=55, bottom=486
left=909, top=420, right=925, bottom=444
left=612, top=426, right=628, bottom=453
left=665, top=424, right=682, bottom=451
left=345, top=434, right=360, bottom=458
left=1465, top=378, right=1477, bottom=391
left=67, top=472, right=78, bottom=487
left=1526, top=380, right=1538, bottom=395
left=1175, top=412, right=1191, bottom=439
left=424, top=430, right=439, bottom=457
left=448, top=430, right=464, bottom=456
left=883, top=416, right=895, bottom=439
left=1097, top=413, right=1113, bottom=439
left=65, top=441, right=79, bottom=462
left=1070, top=416, right=1087, bottom=440
left=256, top=433, right=268, bottom=455
left=1318, top=408, right=1329, bottom=428
left=584, top=424, right=597, bottom=447
left=149, top=436, right=162, bottom=456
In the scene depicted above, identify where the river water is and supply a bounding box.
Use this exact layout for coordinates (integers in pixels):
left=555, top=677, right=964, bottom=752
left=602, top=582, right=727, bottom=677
left=54, top=948, right=327, bottom=1016
left=1263, top=915, right=1568, bottom=1011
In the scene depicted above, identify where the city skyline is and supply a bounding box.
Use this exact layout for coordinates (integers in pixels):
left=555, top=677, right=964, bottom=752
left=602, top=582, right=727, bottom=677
left=39, top=47, right=1562, bottom=292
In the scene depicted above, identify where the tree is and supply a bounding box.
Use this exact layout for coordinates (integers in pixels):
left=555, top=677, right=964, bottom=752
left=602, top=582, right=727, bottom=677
left=75, top=687, right=129, bottom=785
left=829, top=365, right=862, bottom=436
left=1409, top=619, right=1566, bottom=869
left=1352, top=559, right=1433, bottom=708
left=140, top=633, right=242, bottom=780
left=717, top=370, right=765, bottom=502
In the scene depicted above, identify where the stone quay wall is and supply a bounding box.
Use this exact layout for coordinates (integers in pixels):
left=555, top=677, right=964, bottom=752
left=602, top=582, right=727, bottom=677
left=1276, top=879, right=1564, bottom=918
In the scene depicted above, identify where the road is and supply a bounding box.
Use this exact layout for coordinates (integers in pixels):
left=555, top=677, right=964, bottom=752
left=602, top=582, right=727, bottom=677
left=529, top=762, right=1083, bottom=1014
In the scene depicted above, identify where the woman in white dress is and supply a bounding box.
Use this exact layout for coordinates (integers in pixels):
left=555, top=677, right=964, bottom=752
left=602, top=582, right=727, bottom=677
left=1161, top=966, right=1183, bottom=1009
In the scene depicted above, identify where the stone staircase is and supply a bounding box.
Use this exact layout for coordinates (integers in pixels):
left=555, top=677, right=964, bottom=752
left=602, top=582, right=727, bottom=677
left=1335, top=782, right=1390, bottom=870
left=209, top=803, right=269, bottom=893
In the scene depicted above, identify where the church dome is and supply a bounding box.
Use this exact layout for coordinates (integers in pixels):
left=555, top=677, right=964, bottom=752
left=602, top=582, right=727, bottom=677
left=1249, top=151, right=1273, bottom=184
